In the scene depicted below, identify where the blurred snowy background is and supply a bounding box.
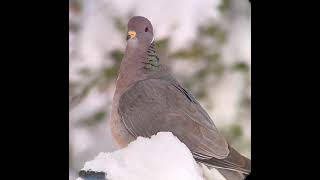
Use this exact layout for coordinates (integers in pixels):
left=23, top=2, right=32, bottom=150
left=69, top=0, right=251, bottom=179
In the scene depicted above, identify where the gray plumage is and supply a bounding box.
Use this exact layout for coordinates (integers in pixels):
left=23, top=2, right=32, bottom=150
left=110, top=16, right=251, bottom=180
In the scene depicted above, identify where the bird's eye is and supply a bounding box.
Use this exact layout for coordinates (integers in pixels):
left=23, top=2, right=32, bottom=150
left=145, top=27, right=148, bottom=32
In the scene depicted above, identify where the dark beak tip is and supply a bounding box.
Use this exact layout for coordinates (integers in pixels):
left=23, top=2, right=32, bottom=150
left=126, top=35, right=130, bottom=40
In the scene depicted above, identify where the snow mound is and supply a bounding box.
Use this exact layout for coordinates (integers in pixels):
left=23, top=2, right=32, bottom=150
left=80, top=132, right=204, bottom=180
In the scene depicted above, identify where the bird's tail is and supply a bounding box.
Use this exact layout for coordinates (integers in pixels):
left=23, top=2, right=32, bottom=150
left=197, top=146, right=251, bottom=180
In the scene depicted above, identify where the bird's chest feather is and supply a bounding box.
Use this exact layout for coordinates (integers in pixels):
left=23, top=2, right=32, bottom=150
left=110, top=77, right=146, bottom=148
left=110, top=93, right=136, bottom=148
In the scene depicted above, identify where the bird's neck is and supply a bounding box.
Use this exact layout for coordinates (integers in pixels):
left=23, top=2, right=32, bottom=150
left=144, top=43, right=160, bottom=70
left=116, top=42, right=160, bottom=92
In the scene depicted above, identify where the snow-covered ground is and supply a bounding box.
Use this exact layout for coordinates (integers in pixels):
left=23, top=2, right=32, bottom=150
left=77, top=132, right=226, bottom=180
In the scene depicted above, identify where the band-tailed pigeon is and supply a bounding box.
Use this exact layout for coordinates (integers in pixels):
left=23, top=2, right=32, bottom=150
left=110, top=16, right=251, bottom=180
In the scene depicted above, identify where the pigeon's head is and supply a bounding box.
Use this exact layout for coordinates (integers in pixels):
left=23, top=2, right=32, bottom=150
left=126, top=16, right=154, bottom=48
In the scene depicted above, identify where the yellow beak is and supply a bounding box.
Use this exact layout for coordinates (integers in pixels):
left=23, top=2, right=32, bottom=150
left=127, top=31, right=137, bottom=40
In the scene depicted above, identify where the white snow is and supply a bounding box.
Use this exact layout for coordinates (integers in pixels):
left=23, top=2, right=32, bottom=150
left=80, top=132, right=205, bottom=180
